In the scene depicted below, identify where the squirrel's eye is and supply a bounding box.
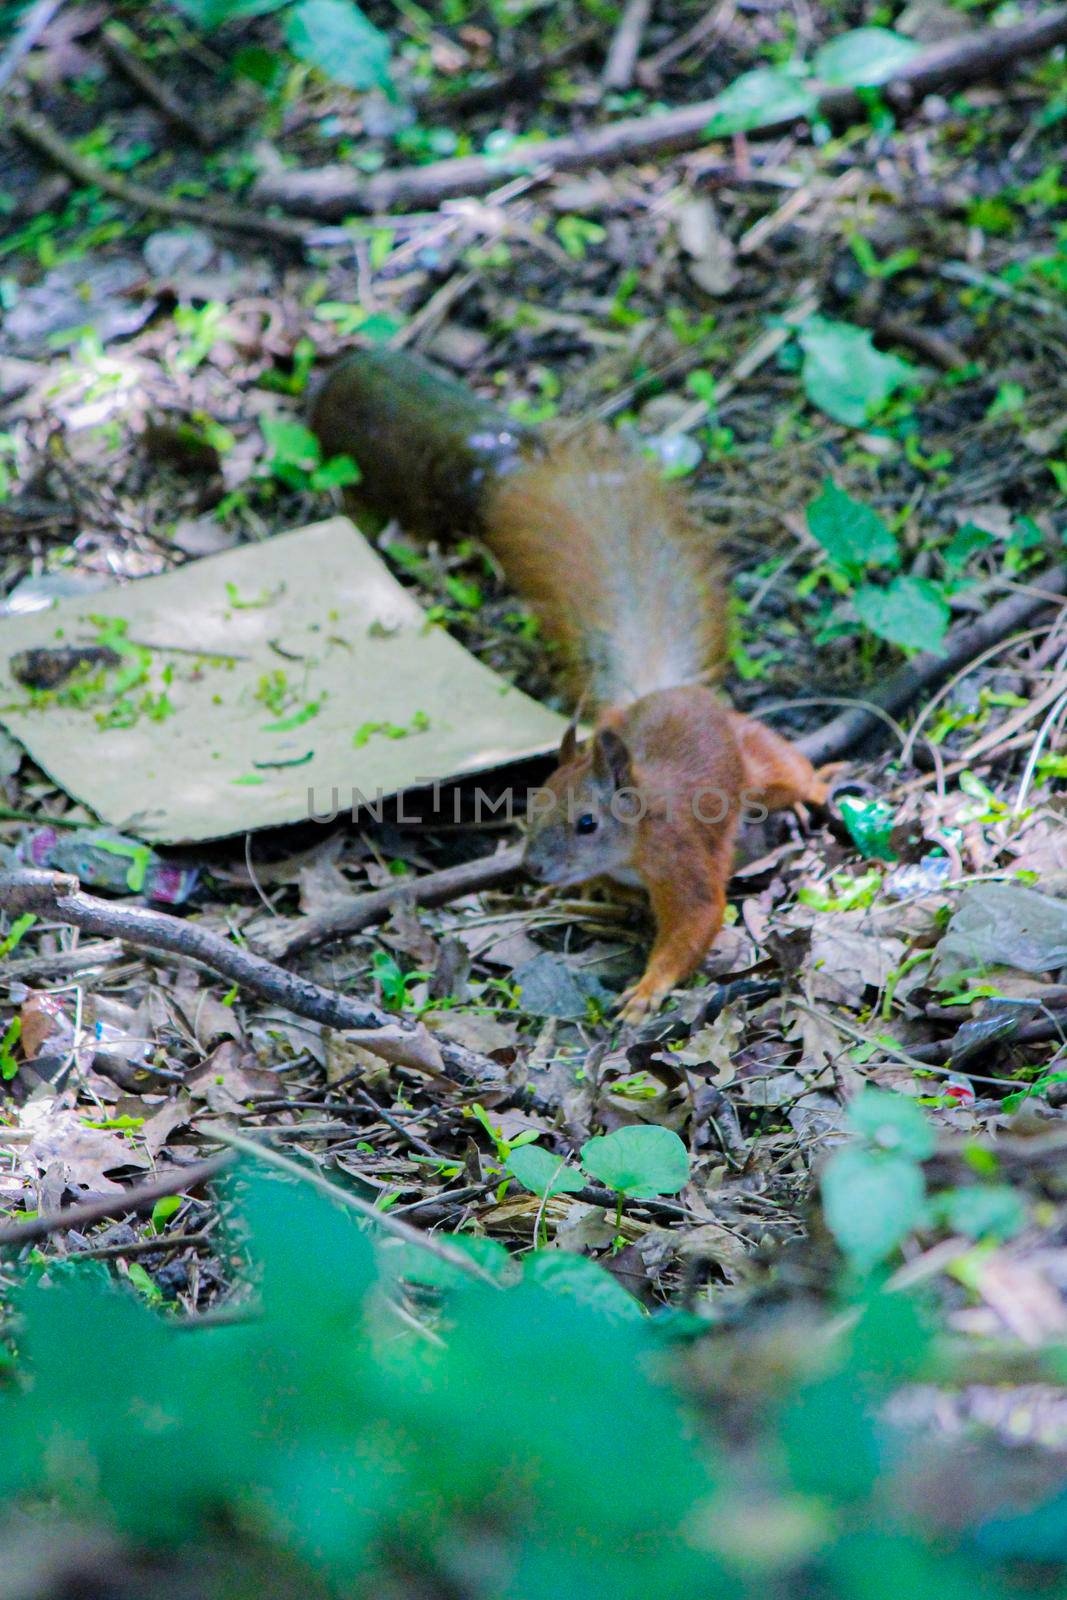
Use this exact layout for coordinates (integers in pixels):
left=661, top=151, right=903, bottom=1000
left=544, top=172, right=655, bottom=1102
left=575, top=813, right=598, bottom=835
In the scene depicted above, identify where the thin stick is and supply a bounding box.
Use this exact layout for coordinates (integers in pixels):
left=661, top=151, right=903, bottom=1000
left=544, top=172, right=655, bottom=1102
left=0, top=869, right=498, bottom=1084
left=10, top=110, right=316, bottom=248
left=0, top=1152, right=231, bottom=1249
left=253, top=8, right=1067, bottom=216
left=638, top=0, right=736, bottom=81
left=0, top=0, right=67, bottom=92
left=253, top=844, right=524, bottom=960
left=101, top=25, right=209, bottom=147
left=602, top=0, right=652, bottom=93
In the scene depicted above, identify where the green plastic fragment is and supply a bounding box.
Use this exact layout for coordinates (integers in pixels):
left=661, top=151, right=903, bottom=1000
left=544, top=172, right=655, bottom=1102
left=838, top=795, right=898, bottom=861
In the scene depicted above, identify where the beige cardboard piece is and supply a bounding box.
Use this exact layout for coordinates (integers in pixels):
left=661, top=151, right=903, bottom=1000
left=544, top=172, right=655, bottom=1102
left=0, top=517, right=566, bottom=843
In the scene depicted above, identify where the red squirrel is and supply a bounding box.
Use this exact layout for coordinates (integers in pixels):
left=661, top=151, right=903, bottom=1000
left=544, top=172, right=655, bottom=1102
left=311, top=349, right=828, bottom=1022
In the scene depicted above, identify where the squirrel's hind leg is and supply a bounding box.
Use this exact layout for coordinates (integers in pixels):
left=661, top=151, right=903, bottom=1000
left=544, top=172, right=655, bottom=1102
left=727, top=711, right=831, bottom=813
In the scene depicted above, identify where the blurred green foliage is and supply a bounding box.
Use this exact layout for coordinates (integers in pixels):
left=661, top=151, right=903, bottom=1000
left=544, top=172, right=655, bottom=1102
left=0, top=1166, right=1063, bottom=1597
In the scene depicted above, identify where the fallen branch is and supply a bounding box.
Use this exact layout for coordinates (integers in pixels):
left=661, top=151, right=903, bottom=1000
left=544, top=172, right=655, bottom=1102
left=10, top=110, right=316, bottom=248
left=0, top=1152, right=232, bottom=1250
left=253, top=7, right=1067, bottom=216
left=907, top=1010, right=1067, bottom=1069
left=254, top=843, right=524, bottom=961
left=0, top=870, right=502, bottom=1086
left=794, top=568, right=1067, bottom=769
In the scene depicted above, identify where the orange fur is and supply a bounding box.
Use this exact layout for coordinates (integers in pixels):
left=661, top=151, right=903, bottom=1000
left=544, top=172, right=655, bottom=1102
left=485, top=427, right=726, bottom=711
left=524, top=685, right=827, bottom=1021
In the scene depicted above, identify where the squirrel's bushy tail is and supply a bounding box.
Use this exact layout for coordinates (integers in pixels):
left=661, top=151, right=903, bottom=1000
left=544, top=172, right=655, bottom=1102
left=309, top=348, right=726, bottom=712
left=486, top=427, right=725, bottom=710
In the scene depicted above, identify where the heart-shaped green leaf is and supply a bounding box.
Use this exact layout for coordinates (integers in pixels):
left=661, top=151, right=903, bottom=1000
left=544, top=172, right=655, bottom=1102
left=581, top=1126, right=690, bottom=1198
left=821, top=1145, right=925, bottom=1270
left=704, top=68, right=818, bottom=137
left=813, top=28, right=920, bottom=87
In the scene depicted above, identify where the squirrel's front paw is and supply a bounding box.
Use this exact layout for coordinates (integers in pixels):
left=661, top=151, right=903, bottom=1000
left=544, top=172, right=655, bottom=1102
left=615, top=978, right=670, bottom=1025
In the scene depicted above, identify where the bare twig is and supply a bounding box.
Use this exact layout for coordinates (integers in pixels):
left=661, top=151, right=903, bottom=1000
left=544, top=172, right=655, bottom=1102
left=875, top=314, right=968, bottom=372
left=0, top=1152, right=231, bottom=1249
left=602, top=0, right=652, bottom=93
left=10, top=110, right=316, bottom=247
left=637, top=0, right=737, bottom=83
left=101, top=25, right=210, bottom=147
left=0, top=870, right=501, bottom=1085
left=251, top=844, right=524, bottom=961
left=253, top=8, right=1067, bottom=216
left=0, top=0, right=68, bottom=92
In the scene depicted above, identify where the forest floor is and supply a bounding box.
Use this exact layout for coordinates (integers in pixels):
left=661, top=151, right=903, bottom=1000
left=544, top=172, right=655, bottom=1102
left=0, top=0, right=1066, bottom=1443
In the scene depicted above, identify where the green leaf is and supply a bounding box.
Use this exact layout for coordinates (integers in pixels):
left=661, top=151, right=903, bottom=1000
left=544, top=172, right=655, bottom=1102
left=812, top=28, right=920, bottom=87
left=847, top=1089, right=936, bottom=1160
left=932, top=1184, right=1027, bottom=1241
left=806, top=481, right=899, bottom=577
left=704, top=68, right=818, bottom=137
left=151, top=1194, right=182, bottom=1231
left=524, top=1251, right=645, bottom=1319
left=580, top=1126, right=690, bottom=1198
left=942, top=521, right=995, bottom=570
left=171, top=0, right=288, bottom=26
left=853, top=576, right=950, bottom=654
left=506, top=1144, right=586, bottom=1199
left=261, top=414, right=321, bottom=469
left=310, top=453, right=362, bottom=491
left=285, top=0, right=393, bottom=93
left=821, top=1145, right=925, bottom=1270
left=798, top=316, right=917, bottom=427
left=0, top=912, right=36, bottom=957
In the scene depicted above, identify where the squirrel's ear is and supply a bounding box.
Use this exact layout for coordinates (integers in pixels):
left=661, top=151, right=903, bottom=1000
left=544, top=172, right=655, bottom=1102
left=592, top=727, right=632, bottom=791
left=558, top=721, right=579, bottom=765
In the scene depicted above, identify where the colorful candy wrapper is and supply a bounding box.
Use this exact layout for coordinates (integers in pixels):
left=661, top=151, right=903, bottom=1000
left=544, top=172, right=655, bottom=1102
left=19, top=827, right=198, bottom=904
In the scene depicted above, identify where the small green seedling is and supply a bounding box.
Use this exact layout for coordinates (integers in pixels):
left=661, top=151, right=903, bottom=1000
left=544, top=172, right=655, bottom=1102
left=0, top=1017, right=22, bottom=1081
left=151, top=1194, right=182, bottom=1234
left=580, top=1126, right=690, bottom=1228
left=467, top=1103, right=540, bottom=1166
